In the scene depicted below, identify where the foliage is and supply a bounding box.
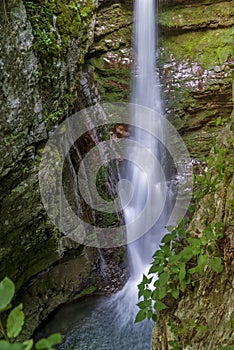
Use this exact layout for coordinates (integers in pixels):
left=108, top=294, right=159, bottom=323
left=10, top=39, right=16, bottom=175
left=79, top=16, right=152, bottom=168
left=0, top=277, right=62, bottom=350
left=135, top=217, right=224, bottom=323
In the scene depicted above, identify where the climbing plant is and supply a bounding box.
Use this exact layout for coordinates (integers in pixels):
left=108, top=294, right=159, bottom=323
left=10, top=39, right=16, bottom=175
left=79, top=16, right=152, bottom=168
left=0, top=277, right=62, bottom=350
left=135, top=217, right=224, bottom=323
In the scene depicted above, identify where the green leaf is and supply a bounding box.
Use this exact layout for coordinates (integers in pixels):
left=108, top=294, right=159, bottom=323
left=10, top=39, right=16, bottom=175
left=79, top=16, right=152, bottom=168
left=142, top=275, right=152, bottom=284
left=171, top=288, right=179, bottom=299
left=35, top=333, right=62, bottom=349
left=7, top=304, right=25, bottom=338
left=178, top=262, right=186, bottom=284
left=169, top=254, right=180, bottom=264
left=143, top=289, right=152, bottom=299
left=158, top=286, right=168, bottom=300
left=0, top=277, right=15, bottom=312
left=216, top=116, right=223, bottom=126
left=153, top=250, right=164, bottom=259
left=159, top=272, right=169, bottom=287
left=135, top=309, right=147, bottom=323
left=161, top=243, right=171, bottom=256
left=197, top=254, right=208, bottom=274
left=152, top=313, right=157, bottom=322
left=187, top=238, right=202, bottom=247
left=166, top=226, right=175, bottom=232
left=179, top=246, right=198, bottom=262
left=154, top=301, right=168, bottom=312
left=180, top=278, right=187, bottom=292
left=203, top=228, right=215, bottom=241
left=147, top=310, right=153, bottom=320
left=0, top=341, right=24, bottom=350
left=151, top=289, right=159, bottom=301
left=23, top=340, right=33, bottom=350
left=188, top=266, right=199, bottom=275
left=137, top=300, right=151, bottom=309
left=208, top=257, right=223, bottom=273
left=149, top=264, right=160, bottom=274
left=161, top=233, right=175, bottom=244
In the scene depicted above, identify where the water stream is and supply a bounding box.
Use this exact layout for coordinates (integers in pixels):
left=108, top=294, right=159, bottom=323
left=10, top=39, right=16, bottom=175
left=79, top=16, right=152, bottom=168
left=40, top=1, right=172, bottom=349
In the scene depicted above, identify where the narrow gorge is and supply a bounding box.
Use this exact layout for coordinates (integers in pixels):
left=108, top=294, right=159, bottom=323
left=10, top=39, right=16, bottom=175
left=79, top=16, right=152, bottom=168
left=0, top=0, right=233, bottom=348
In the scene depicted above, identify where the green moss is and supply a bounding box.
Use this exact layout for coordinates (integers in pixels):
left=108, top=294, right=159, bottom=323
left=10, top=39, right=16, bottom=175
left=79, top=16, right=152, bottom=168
left=90, top=56, right=130, bottom=102
left=159, top=1, right=233, bottom=30
left=161, top=27, right=234, bottom=69
left=24, top=0, right=94, bottom=57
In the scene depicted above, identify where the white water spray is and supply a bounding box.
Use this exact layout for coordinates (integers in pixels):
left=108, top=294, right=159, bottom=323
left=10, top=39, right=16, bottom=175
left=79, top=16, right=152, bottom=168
left=125, top=0, right=166, bottom=280
left=111, top=0, right=168, bottom=329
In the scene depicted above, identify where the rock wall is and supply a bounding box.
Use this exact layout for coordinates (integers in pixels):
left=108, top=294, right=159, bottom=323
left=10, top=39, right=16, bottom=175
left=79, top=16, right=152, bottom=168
left=150, top=1, right=234, bottom=348
left=158, top=0, right=233, bottom=156
left=151, top=105, right=234, bottom=349
left=0, top=0, right=127, bottom=337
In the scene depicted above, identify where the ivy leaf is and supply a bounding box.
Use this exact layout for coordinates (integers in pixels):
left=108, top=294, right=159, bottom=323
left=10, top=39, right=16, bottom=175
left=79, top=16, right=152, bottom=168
left=0, top=277, right=15, bottom=312
left=0, top=341, right=24, bottom=350
left=208, top=257, right=223, bottom=273
left=135, top=309, right=147, bottom=323
left=154, top=301, right=168, bottom=312
left=35, top=334, right=62, bottom=350
left=7, top=304, right=25, bottom=338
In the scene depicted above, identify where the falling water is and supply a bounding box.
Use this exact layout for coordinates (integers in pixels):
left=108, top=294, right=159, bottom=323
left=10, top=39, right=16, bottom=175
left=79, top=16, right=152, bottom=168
left=42, top=1, right=171, bottom=349
left=123, top=0, right=166, bottom=281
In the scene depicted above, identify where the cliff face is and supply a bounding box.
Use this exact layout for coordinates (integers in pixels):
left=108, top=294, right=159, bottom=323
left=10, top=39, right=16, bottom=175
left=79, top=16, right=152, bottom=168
left=158, top=0, right=233, bottom=156
left=151, top=107, right=234, bottom=349
left=0, top=0, right=127, bottom=337
left=150, top=1, right=234, bottom=348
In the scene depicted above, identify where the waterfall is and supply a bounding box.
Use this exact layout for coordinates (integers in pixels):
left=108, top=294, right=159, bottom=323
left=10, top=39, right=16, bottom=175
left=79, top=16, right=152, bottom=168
left=110, top=0, right=168, bottom=332
left=55, top=1, right=172, bottom=349
left=123, top=0, right=166, bottom=282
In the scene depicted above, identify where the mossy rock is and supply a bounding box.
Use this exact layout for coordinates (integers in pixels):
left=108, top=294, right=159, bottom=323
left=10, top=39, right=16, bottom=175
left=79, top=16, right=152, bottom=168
left=159, top=1, right=233, bottom=32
